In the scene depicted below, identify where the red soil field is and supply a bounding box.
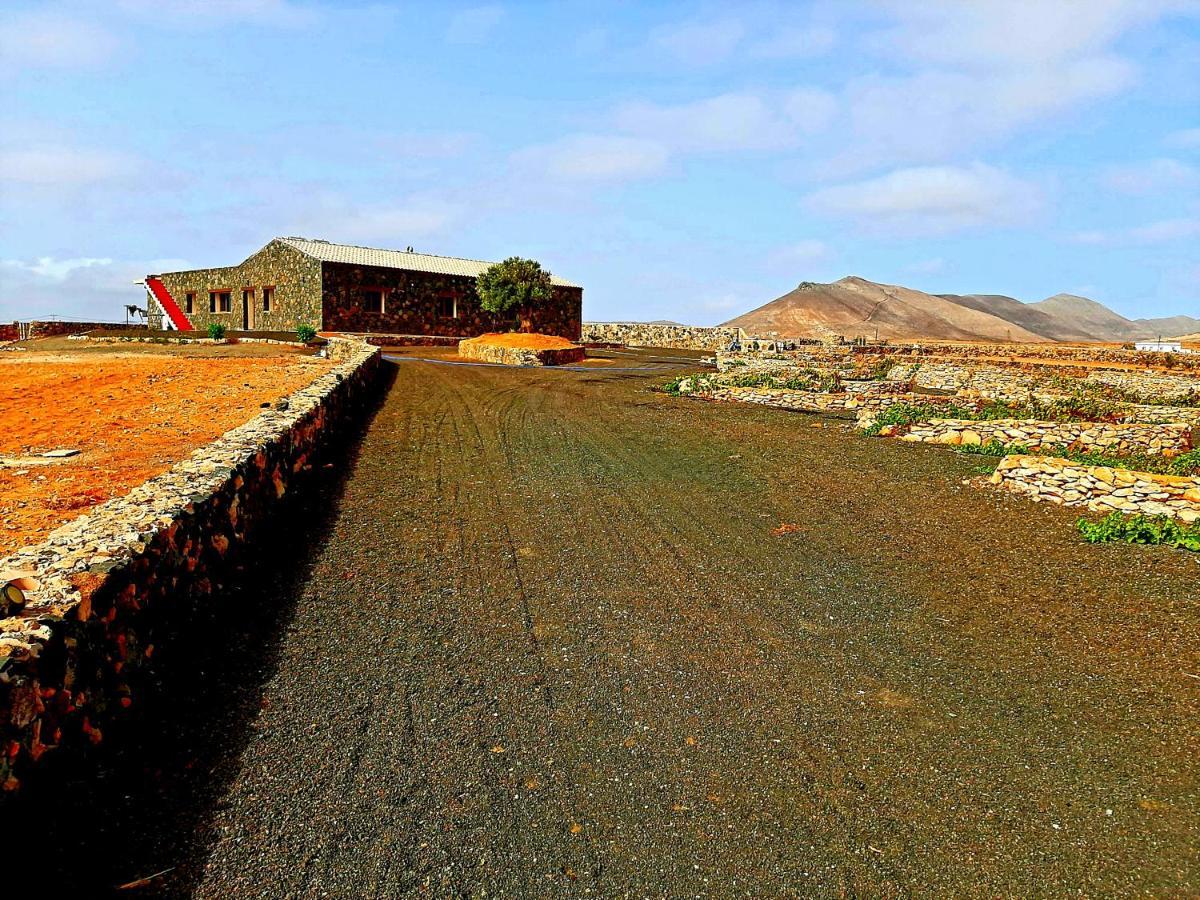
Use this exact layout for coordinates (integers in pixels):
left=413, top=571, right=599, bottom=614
left=0, top=349, right=330, bottom=557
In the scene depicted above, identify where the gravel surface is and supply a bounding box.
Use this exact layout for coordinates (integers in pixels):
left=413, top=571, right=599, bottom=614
left=11, top=349, right=1198, bottom=896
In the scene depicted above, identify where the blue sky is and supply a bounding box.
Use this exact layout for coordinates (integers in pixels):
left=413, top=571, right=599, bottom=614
left=1, top=1, right=1198, bottom=325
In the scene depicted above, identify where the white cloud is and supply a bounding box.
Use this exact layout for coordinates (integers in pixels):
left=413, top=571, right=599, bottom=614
left=0, top=256, right=191, bottom=321
left=287, top=195, right=463, bottom=245
left=649, top=18, right=745, bottom=66
left=1066, top=218, right=1200, bottom=245
left=870, top=0, right=1183, bottom=68
left=750, top=25, right=835, bottom=60
left=1102, top=158, right=1200, bottom=194
left=1128, top=218, right=1200, bottom=243
left=0, top=11, right=118, bottom=69
left=447, top=5, right=505, bottom=44
left=806, top=163, right=1043, bottom=234
left=1165, top=127, right=1200, bottom=150
left=511, top=134, right=669, bottom=182
left=838, top=58, right=1134, bottom=169
left=613, top=89, right=835, bottom=154
left=769, top=240, right=831, bottom=268
left=115, top=0, right=315, bottom=28
left=0, top=145, right=138, bottom=185
left=907, top=257, right=947, bottom=275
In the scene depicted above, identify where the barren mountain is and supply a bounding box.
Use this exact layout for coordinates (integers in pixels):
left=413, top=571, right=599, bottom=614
left=724, top=277, right=1047, bottom=342
left=1024, top=294, right=1149, bottom=342
left=938, top=293, right=1073, bottom=340
left=1136, top=315, right=1200, bottom=339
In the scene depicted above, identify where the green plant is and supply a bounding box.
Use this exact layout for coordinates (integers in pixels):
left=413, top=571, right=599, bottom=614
left=859, top=401, right=974, bottom=435
left=475, top=257, right=553, bottom=332
left=1077, top=512, right=1200, bottom=552
left=296, top=323, right=317, bottom=343
left=952, top=440, right=1032, bottom=457
left=207, top=323, right=227, bottom=341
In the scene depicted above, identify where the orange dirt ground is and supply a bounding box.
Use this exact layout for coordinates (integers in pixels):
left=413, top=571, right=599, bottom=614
left=464, top=332, right=580, bottom=350
left=0, top=349, right=331, bottom=557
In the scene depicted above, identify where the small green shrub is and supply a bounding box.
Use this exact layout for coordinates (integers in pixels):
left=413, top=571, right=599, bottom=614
left=1077, top=512, right=1200, bottom=552
left=297, top=323, right=317, bottom=343
left=207, top=323, right=227, bottom=341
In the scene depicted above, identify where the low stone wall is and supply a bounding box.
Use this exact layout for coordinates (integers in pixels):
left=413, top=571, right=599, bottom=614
left=582, top=322, right=739, bottom=351
left=893, top=419, right=1191, bottom=455
left=706, top=386, right=865, bottom=414
left=992, top=455, right=1200, bottom=522
left=334, top=332, right=462, bottom=348
left=459, top=339, right=585, bottom=367
left=1085, top=369, right=1200, bottom=403
left=0, top=338, right=383, bottom=790
left=1, top=321, right=127, bottom=342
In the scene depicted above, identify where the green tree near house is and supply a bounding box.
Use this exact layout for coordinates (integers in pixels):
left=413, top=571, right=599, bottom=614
left=475, top=257, right=553, bottom=333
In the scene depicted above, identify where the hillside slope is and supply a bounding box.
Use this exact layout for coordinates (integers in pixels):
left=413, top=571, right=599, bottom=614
left=723, top=277, right=1046, bottom=342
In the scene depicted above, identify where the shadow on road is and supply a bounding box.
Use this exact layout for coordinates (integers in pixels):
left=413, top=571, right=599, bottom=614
left=2, top=363, right=398, bottom=898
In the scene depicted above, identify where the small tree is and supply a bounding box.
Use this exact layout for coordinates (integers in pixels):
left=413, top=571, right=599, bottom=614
left=207, top=322, right=227, bottom=341
left=475, top=257, right=553, bottom=333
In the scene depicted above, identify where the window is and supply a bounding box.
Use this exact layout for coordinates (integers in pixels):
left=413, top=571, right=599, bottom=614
left=437, top=295, right=457, bottom=318
left=209, top=290, right=232, bottom=313
left=362, top=288, right=385, bottom=314
left=262, top=286, right=274, bottom=312
left=185, top=292, right=195, bottom=314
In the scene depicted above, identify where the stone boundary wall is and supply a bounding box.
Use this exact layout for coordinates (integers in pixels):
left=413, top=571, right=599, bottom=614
left=77, top=334, right=308, bottom=347
left=706, top=386, right=865, bottom=414
left=1085, top=369, right=1200, bottom=403
left=893, top=419, right=1191, bottom=455
left=881, top=342, right=1200, bottom=372
left=1, top=321, right=127, bottom=342
left=582, top=322, right=739, bottom=351
left=459, top=339, right=585, bottom=367
left=0, top=338, right=383, bottom=790
left=337, top=332, right=461, bottom=348
left=991, top=455, right=1200, bottom=522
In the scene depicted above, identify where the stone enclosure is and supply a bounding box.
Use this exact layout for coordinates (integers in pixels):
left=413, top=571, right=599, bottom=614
left=0, top=338, right=383, bottom=790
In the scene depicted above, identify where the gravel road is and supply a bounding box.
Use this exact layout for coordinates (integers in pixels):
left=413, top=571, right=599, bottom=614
left=16, top=349, right=1199, bottom=896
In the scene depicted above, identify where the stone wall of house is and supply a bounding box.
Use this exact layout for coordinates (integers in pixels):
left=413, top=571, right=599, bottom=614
left=991, top=455, right=1200, bottom=522
left=884, top=342, right=1200, bottom=371
left=322, top=263, right=582, bottom=341
left=1084, top=370, right=1200, bottom=403
left=153, top=240, right=324, bottom=333
left=0, top=338, right=383, bottom=791
left=581, top=323, right=739, bottom=350
left=891, top=419, right=1191, bottom=455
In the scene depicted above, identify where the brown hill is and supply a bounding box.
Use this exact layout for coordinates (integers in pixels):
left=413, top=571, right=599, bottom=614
left=1025, top=294, right=1149, bottom=342
left=724, top=277, right=1047, bottom=342
left=1137, top=315, right=1200, bottom=339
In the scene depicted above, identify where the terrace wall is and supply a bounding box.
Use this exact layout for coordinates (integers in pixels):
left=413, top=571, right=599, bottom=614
left=992, top=455, right=1200, bottom=522
left=0, top=338, right=383, bottom=791
left=1085, top=370, right=1200, bottom=403
left=581, top=323, right=738, bottom=350
left=895, top=419, right=1191, bottom=455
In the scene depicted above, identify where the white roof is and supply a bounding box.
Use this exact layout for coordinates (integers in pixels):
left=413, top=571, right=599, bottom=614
left=277, top=237, right=579, bottom=288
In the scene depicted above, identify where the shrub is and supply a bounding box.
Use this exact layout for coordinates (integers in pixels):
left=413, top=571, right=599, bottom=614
left=475, top=257, right=553, bottom=332
left=1077, top=512, right=1200, bottom=552
left=207, top=323, right=226, bottom=341
left=296, top=324, right=317, bottom=343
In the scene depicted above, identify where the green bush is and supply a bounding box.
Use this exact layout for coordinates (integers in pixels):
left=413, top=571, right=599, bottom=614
left=207, top=323, right=226, bottom=341
left=296, top=324, right=317, bottom=343
left=1077, top=512, right=1200, bottom=552
left=475, top=257, right=553, bottom=330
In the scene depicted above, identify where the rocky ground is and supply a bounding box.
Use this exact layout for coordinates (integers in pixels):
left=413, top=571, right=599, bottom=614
left=7, top=348, right=1198, bottom=896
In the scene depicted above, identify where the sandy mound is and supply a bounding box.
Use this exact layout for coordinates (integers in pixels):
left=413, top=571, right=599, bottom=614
left=459, top=332, right=584, bottom=366
left=464, top=332, right=580, bottom=350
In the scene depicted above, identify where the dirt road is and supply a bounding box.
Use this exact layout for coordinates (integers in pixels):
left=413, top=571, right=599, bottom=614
left=19, top=350, right=1200, bottom=896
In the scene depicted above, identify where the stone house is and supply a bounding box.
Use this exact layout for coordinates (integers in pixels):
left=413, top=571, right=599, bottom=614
left=143, top=237, right=583, bottom=339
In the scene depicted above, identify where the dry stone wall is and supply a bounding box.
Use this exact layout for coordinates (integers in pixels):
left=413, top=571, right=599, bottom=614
left=458, top=339, right=585, bottom=367
left=0, top=338, right=383, bottom=791
left=1085, top=370, right=1200, bottom=403
left=992, top=455, right=1200, bottom=522
left=582, top=323, right=739, bottom=350
left=894, top=419, right=1191, bottom=455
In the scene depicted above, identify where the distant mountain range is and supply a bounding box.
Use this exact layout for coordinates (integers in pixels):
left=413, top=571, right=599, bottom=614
left=722, top=277, right=1199, bottom=343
